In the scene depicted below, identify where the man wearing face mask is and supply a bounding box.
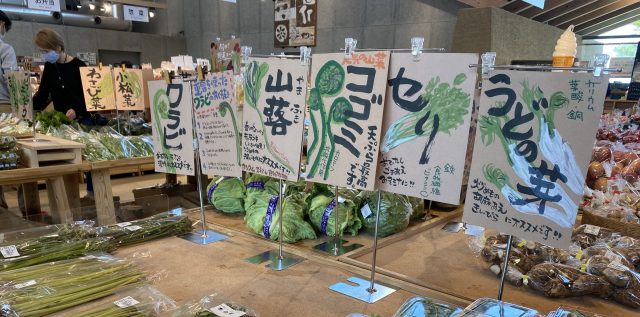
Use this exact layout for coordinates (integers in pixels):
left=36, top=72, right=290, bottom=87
left=0, top=11, right=17, bottom=113
left=32, top=28, right=89, bottom=122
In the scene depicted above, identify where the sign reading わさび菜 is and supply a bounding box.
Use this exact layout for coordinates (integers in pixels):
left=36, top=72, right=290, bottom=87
left=194, top=70, right=242, bottom=177
left=114, top=69, right=145, bottom=111
left=462, top=70, right=608, bottom=249
left=6, top=71, right=33, bottom=121
left=80, top=67, right=117, bottom=111
left=305, top=52, right=390, bottom=190
left=149, top=80, right=195, bottom=176
left=377, top=53, right=478, bottom=204
left=241, top=58, right=308, bottom=181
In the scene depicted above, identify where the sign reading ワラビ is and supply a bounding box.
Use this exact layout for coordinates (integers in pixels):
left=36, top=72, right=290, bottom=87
left=377, top=53, right=478, bottom=204
left=242, top=58, right=308, bottom=181
left=114, top=69, right=145, bottom=111
left=193, top=70, right=242, bottom=177
left=80, top=67, right=117, bottom=111
left=6, top=71, right=33, bottom=121
left=305, top=52, right=391, bottom=190
left=149, top=80, right=195, bottom=176
left=462, top=70, right=608, bottom=249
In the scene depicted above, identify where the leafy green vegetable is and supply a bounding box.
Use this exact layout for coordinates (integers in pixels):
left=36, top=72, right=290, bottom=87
left=308, top=188, right=362, bottom=237
left=207, top=177, right=245, bottom=214
left=357, top=191, right=413, bottom=237
left=244, top=192, right=316, bottom=243
left=35, top=111, right=72, bottom=131
left=407, top=196, right=425, bottom=222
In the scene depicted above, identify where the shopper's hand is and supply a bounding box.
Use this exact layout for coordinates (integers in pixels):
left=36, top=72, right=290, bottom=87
left=66, top=109, right=76, bottom=120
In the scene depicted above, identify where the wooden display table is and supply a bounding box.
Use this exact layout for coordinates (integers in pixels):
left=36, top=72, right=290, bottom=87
left=603, top=99, right=637, bottom=114
left=87, top=156, right=155, bottom=225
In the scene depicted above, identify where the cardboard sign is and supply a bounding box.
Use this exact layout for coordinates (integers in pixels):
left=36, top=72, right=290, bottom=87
left=274, top=0, right=316, bottom=47
left=241, top=58, right=308, bottom=181
left=193, top=70, right=242, bottom=177
left=210, top=39, right=241, bottom=73
left=376, top=53, right=478, bottom=204
left=149, top=80, right=195, bottom=176
left=6, top=71, right=33, bottom=121
left=462, top=70, right=608, bottom=249
left=305, top=52, right=390, bottom=190
left=80, top=67, right=117, bottom=111
left=114, top=68, right=145, bottom=111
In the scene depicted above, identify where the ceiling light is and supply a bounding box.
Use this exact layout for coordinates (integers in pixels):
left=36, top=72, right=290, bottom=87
left=149, top=10, right=155, bottom=18
left=103, top=4, right=111, bottom=13
left=76, top=4, right=82, bottom=9
left=89, top=3, right=95, bottom=10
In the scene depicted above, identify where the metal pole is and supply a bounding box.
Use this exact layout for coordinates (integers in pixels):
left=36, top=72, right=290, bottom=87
left=426, top=200, right=432, bottom=218
left=195, top=151, right=208, bottom=237
left=115, top=109, right=121, bottom=134
left=368, top=190, right=382, bottom=293
left=333, top=185, right=340, bottom=255
left=278, top=178, right=284, bottom=259
left=468, top=64, right=622, bottom=73
left=497, top=235, right=514, bottom=301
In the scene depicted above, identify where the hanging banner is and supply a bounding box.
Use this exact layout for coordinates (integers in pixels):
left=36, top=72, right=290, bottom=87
left=376, top=53, right=478, bottom=204
left=305, top=52, right=391, bottom=190
left=462, top=70, right=608, bottom=249
left=241, top=58, right=308, bottom=181
left=149, top=80, right=195, bottom=176
left=114, top=68, right=145, bottom=111
left=80, top=67, right=117, bottom=111
left=6, top=71, right=33, bottom=121
left=193, top=70, right=242, bottom=177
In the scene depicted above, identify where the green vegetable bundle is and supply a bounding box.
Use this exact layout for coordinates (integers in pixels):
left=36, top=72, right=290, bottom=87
left=207, top=177, right=245, bottom=214
left=307, top=184, right=361, bottom=237
left=392, top=296, right=461, bottom=317
left=243, top=173, right=279, bottom=212
left=35, top=110, right=72, bottom=131
left=0, top=255, right=144, bottom=317
left=165, top=293, right=259, bottom=317
left=244, top=192, right=316, bottom=243
left=93, top=127, right=138, bottom=159
left=76, top=285, right=176, bottom=317
left=127, top=135, right=154, bottom=157
left=407, top=196, right=426, bottom=222
left=93, top=214, right=193, bottom=248
left=357, top=191, right=413, bottom=238
left=0, top=149, right=19, bottom=170
left=0, top=136, right=16, bottom=150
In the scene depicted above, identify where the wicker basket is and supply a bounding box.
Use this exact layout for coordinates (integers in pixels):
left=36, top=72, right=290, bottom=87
left=582, top=207, right=640, bottom=239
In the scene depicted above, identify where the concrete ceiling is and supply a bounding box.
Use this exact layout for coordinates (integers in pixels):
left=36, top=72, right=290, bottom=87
left=457, top=0, right=640, bottom=35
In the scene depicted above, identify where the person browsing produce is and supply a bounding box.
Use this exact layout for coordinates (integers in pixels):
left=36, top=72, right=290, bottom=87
left=32, top=28, right=89, bottom=123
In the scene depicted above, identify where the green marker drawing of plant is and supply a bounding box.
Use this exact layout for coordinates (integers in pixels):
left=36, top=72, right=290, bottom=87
left=7, top=74, right=30, bottom=118
left=119, top=70, right=142, bottom=98
left=97, top=71, right=114, bottom=100
left=243, top=60, right=294, bottom=173
left=382, top=73, right=471, bottom=165
left=152, top=88, right=176, bottom=173
left=307, top=60, right=347, bottom=179
left=219, top=101, right=241, bottom=165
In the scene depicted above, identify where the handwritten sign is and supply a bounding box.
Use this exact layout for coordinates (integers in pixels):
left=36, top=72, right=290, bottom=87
left=193, top=70, right=242, bottom=177
left=377, top=53, right=478, bottom=204
left=242, top=58, right=308, bottom=181
left=6, top=71, right=33, bottom=121
left=115, top=68, right=145, bottom=111
left=149, top=80, right=195, bottom=176
left=210, top=39, right=241, bottom=73
left=305, top=52, right=390, bottom=190
left=274, top=0, right=317, bottom=47
left=462, top=70, right=608, bottom=249
left=80, top=67, right=116, bottom=111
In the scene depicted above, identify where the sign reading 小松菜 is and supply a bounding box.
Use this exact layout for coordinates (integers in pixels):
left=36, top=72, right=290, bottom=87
left=462, top=70, right=608, bottom=249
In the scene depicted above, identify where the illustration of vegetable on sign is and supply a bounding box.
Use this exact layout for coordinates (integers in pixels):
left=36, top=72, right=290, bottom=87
left=7, top=71, right=33, bottom=121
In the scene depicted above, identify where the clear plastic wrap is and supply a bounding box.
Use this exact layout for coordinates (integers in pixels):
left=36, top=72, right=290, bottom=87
left=356, top=191, right=413, bottom=238
left=391, top=296, right=461, bottom=317
left=92, top=213, right=193, bottom=248
left=528, top=263, right=614, bottom=299
left=93, top=127, right=139, bottom=159
left=207, top=176, right=246, bottom=214
left=76, top=285, right=176, bottom=317
left=456, top=298, right=539, bottom=317
left=571, top=224, right=621, bottom=249
left=163, top=292, right=259, bottom=317
left=547, top=307, right=605, bottom=317
left=307, top=184, right=362, bottom=237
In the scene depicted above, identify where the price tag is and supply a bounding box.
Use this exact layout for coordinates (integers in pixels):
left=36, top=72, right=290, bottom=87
left=608, top=261, right=628, bottom=272
left=337, top=196, right=346, bottom=203
left=209, top=303, right=246, bottom=317
left=116, top=222, right=132, bottom=228
left=125, top=225, right=143, bottom=231
left=0, top=245, right=20, bottom=258
left=114, top=296, right=140, bottom=308
left=14, top=280, right=36, bottom=289
left=360, top=204, right=373, bottom=219
left=605, top=250, right=624, bottom=264
left=584, top=225, right=600, bottom=235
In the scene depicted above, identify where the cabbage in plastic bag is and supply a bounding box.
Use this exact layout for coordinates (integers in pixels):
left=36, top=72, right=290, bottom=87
left=308, top=186, right=362, bottom=237
left=244, top=192, right=316, bottom=243
left=207, top=176, right=245, bottom=214
left=357, top=191, right=412, bottom=237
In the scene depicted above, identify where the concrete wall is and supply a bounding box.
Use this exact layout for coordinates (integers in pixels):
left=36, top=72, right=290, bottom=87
left=184, top=0, right=467, bottom=59
left=453, top=7, right=573, bottom=65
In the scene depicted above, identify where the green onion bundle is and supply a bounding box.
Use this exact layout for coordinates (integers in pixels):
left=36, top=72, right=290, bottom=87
left=95, top=214, right=193, bottom=248
left=75, top=285, right=176, bottom=317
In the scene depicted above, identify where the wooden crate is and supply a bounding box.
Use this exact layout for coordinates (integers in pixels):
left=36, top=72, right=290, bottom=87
left=17, top=134, right=85, bottom=168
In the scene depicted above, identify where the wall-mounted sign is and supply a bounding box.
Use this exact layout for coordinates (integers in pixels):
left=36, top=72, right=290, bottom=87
left=27, top=0, right=61, bottom=12
left=274, top=0, right=317, bottom=47
left=123, top=5, right=149, bottom=23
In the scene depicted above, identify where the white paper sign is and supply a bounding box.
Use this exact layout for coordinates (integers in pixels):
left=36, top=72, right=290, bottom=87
left=116, top=222, right=132, bottom=228
left=360, top=204, right=373, bottom=219
left=14, top=280, right=36, bottom=289
left=123, top=5, right=149, bottom=22
left=125, top=225, right=143, bottom=231
left=27, top=0, right=61, bottom=12
left=584, top=224, right=600, bottom=235
left=0, top=245, right=20, bottom=258
left=209, top=303, right=246, bottom=317
left=149, top=80, right=196, bottom=176
left=114, top=296, right=140, bottom=308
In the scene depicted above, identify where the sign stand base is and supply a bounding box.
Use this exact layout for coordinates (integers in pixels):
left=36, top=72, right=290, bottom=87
left=329, top=276, right=396, bottom=303
left=313, top=238, right=363, bottom=256
left=181, top=229, right=227, bottom=245
left=245, top=250, right=304, bottom=271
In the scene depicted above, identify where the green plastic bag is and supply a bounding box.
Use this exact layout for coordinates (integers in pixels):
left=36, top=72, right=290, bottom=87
left=357, top=191, right=413, bottom=238
left=244, top=192, right=316, bottom=243
left=207, top=176, right=245, bottom=214
left=307, top=184, right=361, bottom=237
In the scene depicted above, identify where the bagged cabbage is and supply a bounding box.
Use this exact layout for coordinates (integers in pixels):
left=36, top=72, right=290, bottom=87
left=244, top=192, right=316, bottom=243
left=407, top=196, right=425, bottom=222
left=243, top=173, right=280, bottom=212
left=308, top=184, right=361, bottom=237
left=207, top=176, right=245, bottom=214
left=357, top=191, right=412, bottom=237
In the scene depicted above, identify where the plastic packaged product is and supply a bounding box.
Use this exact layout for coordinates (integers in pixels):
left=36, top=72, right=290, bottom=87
left=572, top=224, right=620, bottom=249
left=528, top=263, right=613, bottom=299
left=307, top=184, right=362, bottom=237
left=0, top=149, right=19, bottom=170
left=163, top=292, right=259, bottom=317
left=547, top=307, right=605, bottom=317
left=391, top=296, right=461, bottom=317
left=456, top=298, right=539, bottom=317
left=244, top=192, right=316, bottom=243
left=92, top=213, right=193, bottom=248
left=0, top=135, right=16, bottom=150
left=407, top=196, right=426, bottom=222
left=127, top=135, right=154, bottom=157
left=243, top=173, right=279, bottom=212
left=357, top=191, right=413, bottom=237
left=76, top=285, right=177, bottom=317
left=207, top=176, right=245, bottom=214
left=0, top=254, right=145, bottom=317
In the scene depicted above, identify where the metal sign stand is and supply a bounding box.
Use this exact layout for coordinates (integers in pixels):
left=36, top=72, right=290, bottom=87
left=313, top=185, right=364, bottom=255
left=181, top=79, right=227, bottom=245
left=246, top=179, right=304, bottom=270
